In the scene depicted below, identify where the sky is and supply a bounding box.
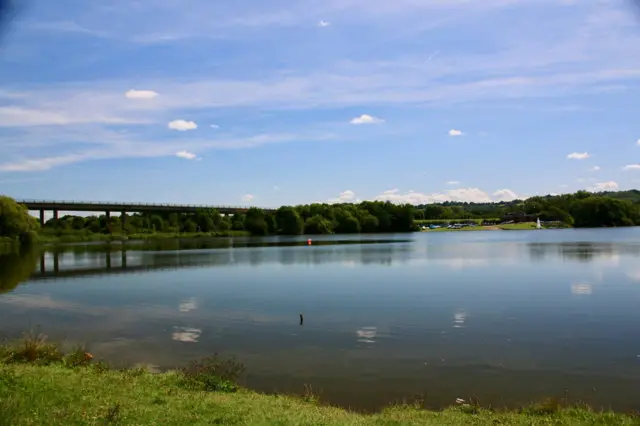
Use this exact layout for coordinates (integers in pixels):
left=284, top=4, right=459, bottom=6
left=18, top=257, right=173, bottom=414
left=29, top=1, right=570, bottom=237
left=1, top=0, right=640, bottom=208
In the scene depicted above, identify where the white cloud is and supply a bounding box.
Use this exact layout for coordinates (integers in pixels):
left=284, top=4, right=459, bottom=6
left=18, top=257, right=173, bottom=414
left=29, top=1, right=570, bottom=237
left=327, top=189, right=358, bottom=204
left=373, top=187, right=520, bottom=204
left=339, top=190, right=356, bottom=201
left=637, top=139, right=640, bottom=146
left=492, top=189, right=519, bottom=202
left=125, top=89, right=158, bottom=99
left=350, top=114, right=384, bottom=125
left=210, top=124, right=219, bottom=129
left=622, top=164, right=640, bottom=171
left=0, top=106, right=144, bottom=127
left=0, top=154, right=88, bottom=172
left=318, top=20, right=331, bottom=27
left=0, top=131, right=330, bottom=173
left=175, top=150, right=197, bottom=160
left=446, top=181, right=460, bottom=185
left=589, top=166, right=601, bottom=172
left=168, top=119, right=198, bottom=131
left=273, top=185, right=280, bottom=191
left=448, top=129, right=463, bottom=137
left=242, top=194, right=255, bottom=202
left=567, top=152, right=590, bottom=160
left=590, top=181, right=619, bottom=191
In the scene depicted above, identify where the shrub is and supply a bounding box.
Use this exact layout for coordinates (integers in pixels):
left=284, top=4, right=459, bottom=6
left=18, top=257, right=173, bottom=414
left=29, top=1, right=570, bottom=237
left=180, top=354, right=245, bottom=393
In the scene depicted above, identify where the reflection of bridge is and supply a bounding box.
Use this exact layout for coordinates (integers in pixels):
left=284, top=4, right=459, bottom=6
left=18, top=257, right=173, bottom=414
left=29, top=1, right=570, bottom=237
left=30, top=244, right=405, bottom=281
left=17, top=199, right=275, bottom=227
left=32, top=251, right=202, bottom=281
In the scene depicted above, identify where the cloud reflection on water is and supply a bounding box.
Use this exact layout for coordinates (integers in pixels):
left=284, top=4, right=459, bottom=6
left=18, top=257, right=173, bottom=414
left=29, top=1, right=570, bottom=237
left=172, top=327, right=201, bottom=343
left=571, top=283, right=593, bottom=296
left=179, top=298, right=198, bottom=313
left=356, top=327, right=377, bottom=344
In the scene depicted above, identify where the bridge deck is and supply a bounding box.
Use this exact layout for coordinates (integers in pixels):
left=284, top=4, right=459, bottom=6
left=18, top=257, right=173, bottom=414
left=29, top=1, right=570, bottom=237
left=17, top=199, right=274, bottom=214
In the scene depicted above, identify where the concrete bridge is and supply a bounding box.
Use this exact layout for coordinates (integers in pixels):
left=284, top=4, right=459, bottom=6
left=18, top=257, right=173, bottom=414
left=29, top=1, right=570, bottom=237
left=16, top=199, right=275, bottom=226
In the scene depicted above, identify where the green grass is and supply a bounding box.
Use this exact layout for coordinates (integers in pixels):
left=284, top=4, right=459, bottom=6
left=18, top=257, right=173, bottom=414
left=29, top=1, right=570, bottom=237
left=0, top=335, right=636, bottom=425
left=498, top=222, right=540, bottom=230
left=421, top=226, right=493, bottom=232
left=2, top=364, right=637, bottom=426
left=416, top=219, right=500, bottom=225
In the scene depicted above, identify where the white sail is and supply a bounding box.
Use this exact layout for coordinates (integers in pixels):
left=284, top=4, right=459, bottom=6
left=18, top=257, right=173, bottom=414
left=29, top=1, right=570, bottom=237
left=536, top=218, right=542, bottom=229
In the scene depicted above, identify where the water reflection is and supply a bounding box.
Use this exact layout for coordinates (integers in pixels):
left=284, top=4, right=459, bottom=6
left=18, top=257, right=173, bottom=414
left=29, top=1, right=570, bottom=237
left=179, top=298, right=198, bottom=313
left=571, top=283, right=593, bottom=295
left=0, top=246, right=39, bottom=293
left=356, top=327, right=377, bottom=344
left=172, top=327, right=201, bottom=343
left=26, top=241, right=411, bottom=284
left=453, top=310, right=467, bottom=328
left=2, top=231, right=640, bottom=412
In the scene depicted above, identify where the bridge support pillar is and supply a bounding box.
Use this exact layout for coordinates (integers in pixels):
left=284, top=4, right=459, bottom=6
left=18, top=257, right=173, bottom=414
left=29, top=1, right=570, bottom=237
left=53, top=210, right=58, bottom=220
left=121, top=211, right=126, bottom=231
left=105, top=211, right=111, bottom=233
left=40, top=254, right=46, bottom=274
left=39, top=210, right=45, bottom=227
left=122, top=250, right=127, bottom=268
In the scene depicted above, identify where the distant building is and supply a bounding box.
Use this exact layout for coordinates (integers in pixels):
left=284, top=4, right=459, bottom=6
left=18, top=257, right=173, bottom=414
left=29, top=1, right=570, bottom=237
left=501, top=212, right=537, bottom=223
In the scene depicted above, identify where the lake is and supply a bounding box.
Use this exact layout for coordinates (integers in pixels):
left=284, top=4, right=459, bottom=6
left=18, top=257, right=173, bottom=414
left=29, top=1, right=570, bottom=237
left=1, top=229, right=640, bottom=412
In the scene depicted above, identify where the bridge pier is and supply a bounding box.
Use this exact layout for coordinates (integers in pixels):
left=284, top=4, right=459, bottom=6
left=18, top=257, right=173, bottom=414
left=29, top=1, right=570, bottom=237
left=121, top=211, right=126, bottom=231
left=39, top=210, right=45, bottom=227
left=122, top=250, right=127, bottom=268
left=106, top=251, right=111, bottom=269
left=53, top=210, right=58, bottom=220
left=40, top=254, right=46, bottom=274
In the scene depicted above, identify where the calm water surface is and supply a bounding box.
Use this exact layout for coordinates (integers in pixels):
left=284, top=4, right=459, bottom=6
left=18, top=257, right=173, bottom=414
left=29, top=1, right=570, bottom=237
left=1, top=229, right=640, bottom=411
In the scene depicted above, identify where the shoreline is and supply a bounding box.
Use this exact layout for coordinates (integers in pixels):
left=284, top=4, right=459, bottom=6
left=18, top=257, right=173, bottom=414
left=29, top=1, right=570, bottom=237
left=1, top=335, right=637, bottom=425
left=1, top=361, right=636, bottom=425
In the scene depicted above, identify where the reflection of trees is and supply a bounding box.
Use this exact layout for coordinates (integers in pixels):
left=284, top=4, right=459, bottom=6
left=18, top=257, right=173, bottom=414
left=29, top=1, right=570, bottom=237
left=526, top=242, right=640, bottom=262
left=0, top=247, right=39, bottom=293
left=27, top=239, right=413, bottom=283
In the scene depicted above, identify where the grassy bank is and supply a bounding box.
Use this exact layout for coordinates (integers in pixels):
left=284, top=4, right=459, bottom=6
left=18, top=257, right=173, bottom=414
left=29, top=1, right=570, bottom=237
left=0, top=336, right=636, bottom=425
left=2, top=364, right=636, bottom=426
left=38, top=230, right=251, bottom=244
left=421, top=223, right=542, bottom=232
left=416, top=219, right=500, bottom=226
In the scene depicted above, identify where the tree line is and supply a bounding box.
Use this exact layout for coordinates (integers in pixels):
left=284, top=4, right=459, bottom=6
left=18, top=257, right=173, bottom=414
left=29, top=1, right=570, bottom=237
left=415, top=190, right=640, bottom=227
left=2, top=190, right=640, bottom=243
left=4, top=198, right=416, bottom=236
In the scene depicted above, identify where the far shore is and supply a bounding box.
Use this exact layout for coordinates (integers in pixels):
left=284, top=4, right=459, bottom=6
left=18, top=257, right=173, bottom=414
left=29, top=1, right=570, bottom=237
left=420, top=223, right=541, bottom=232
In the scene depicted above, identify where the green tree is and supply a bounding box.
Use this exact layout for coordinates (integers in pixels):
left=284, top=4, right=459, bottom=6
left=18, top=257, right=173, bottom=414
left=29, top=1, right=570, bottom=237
left=71, top=216, right=86, bottom=230
left=334, top=209, right=360, bottom=233
left=244, top=208, right=268, bottom=235
left=0, top=196, right=39, bottom=241
left=304, top=215, right=333, bottom=234
left=231, top=214, right=246, bottom=231
left=218, top=217, right=231, bottom=232
left=184, top=220, right=198, bottom=233
left=276, top=207, right=304, bottom=235
left=361, top=214, right=379, bottom=233
left=150, top=215, right=164, bottom=232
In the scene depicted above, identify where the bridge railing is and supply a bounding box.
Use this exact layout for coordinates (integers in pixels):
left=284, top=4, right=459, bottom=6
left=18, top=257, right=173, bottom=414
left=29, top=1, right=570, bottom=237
left=16, top=199, right=274, bottom=210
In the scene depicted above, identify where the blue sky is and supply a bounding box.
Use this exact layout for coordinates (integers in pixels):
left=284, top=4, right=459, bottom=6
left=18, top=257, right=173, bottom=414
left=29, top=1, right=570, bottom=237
left=1, top=0, right=640, bottom=207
